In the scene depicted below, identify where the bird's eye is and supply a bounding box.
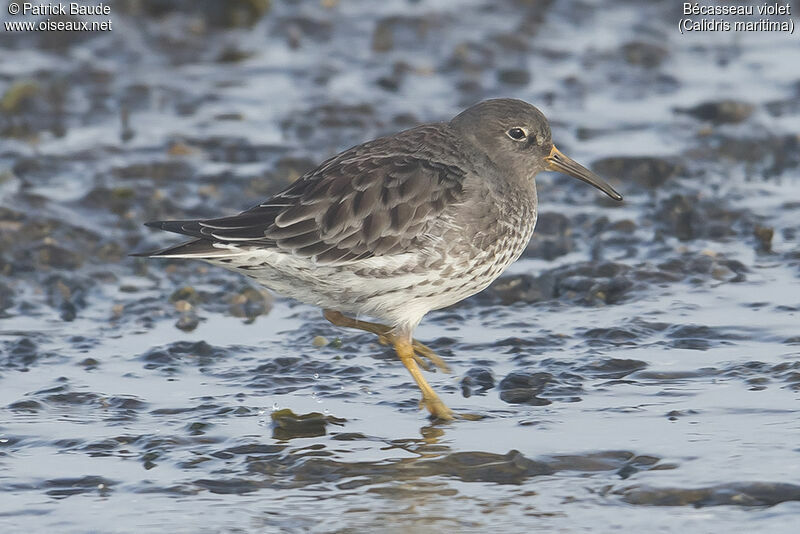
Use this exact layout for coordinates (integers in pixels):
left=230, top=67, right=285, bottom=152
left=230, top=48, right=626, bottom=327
left=506, top=127, right=527, bottom=141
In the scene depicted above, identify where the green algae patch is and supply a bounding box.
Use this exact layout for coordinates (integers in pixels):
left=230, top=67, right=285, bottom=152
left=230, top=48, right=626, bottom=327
left=271, top=409, right=346, bottom=440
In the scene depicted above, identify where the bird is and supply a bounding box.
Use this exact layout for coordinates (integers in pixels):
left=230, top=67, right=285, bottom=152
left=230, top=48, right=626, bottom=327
left=135, top=98, right=623, bottom=421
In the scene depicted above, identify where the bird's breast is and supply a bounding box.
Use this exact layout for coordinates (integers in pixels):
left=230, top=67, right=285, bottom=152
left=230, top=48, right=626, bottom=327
left=439, top=181, right=537, bottom=276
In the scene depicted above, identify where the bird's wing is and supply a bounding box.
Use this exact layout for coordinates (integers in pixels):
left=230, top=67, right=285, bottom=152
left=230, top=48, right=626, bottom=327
left=145, top=145, right=467, bottom=265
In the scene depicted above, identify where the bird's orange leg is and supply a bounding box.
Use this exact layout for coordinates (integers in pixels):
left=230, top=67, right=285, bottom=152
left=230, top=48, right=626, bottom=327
left=322, top=310, right=450, bottom=373
left=393, top=337, right=454, bottom=421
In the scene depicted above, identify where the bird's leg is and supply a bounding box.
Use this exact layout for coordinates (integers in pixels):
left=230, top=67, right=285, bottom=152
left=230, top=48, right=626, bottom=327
left=323, top=309, right=391, bottom=337
left=322, top=310, right=450, bottom=373
left=393, top=337, right=454, bottom=421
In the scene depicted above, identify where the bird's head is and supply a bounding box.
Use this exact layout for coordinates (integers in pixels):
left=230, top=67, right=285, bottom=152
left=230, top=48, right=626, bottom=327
left=449, top=98, right=622, bottom=201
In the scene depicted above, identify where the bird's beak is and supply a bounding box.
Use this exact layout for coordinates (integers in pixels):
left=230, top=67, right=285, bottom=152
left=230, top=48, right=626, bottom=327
left=545, top=146, right=623, bottom=201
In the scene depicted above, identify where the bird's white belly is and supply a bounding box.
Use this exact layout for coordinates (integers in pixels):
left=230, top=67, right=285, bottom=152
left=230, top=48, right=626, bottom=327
left=210, top=210, right=536, bottom=329
left=210, top=250, right=445, bottom=324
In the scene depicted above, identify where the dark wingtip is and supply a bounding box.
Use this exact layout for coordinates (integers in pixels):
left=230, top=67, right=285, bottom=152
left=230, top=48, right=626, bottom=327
left=142, top=219, right=204, bottom=238
left=132, top=221, right=180, bottom=257
left=129, top=238, right=222, bottom=258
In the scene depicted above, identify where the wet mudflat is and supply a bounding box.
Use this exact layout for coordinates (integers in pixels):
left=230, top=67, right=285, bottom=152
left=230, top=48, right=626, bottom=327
left=1, top=0, right=799, bottom=532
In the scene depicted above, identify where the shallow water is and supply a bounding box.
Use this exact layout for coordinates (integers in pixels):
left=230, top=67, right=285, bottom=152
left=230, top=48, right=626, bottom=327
left=1, top=0, right=799, bottom=532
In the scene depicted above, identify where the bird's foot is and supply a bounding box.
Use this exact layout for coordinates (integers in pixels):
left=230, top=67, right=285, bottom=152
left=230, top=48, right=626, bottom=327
left=418, top=395, right=455, bottom=421
left=412, top=340, right=451, bottom=373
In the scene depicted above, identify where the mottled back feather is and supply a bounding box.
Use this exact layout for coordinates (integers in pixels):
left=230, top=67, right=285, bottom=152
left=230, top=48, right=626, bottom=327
left=146, top=125, right=468, bottom=264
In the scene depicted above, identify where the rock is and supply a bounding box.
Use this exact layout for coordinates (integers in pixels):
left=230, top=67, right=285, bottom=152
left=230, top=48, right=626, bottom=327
left=592, top=157, right=684, bottom=189
left=577, top=358, right=648, bottom=378
left=619, top=482, right=800, bottom=507
left=1, top=80, right=39, bottom=112
left=372, top=15, right=433, bottom=52
left=170, top=286, right=200, bottom=305
left=0, top=281, right=14, bottom=316
left=118, top=0, right=271, bottom=29
left=274, top=16, right=333, bottom=48
left=654, top=194, right=752, bottom=242
left=524, top=212, right=572, bottom=260
left=175, top=312, right=200, bottom=332
left=229, top=287, right=272, bottom=321
left=692, top=134, right=800, bottom=175
left=497, top=68, right=531, bottom=85
left=271, top=409, right=345, bottom=440
left=486, top=273, right=557, bottom=305
left=140, top=341, right=228, bottom=369
left=752, top=226, right=773, bottom=253
left=113, top=160, right=195, bottom=183
left=498, top=371, right=553, bottom=405
left=460, top=367, right=496, bottom=397
left=620, top=41, right=668, bottom=68
left=36, top=244, right=83, bottom=270
left=4, top=337, right=41, bottom=367
left=674, top=99, right=754, bottom=124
